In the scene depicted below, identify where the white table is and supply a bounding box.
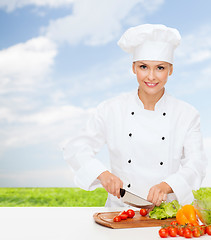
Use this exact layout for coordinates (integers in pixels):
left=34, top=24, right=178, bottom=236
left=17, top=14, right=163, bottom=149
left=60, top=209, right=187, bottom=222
left=0, top=207, right=210, bottom=240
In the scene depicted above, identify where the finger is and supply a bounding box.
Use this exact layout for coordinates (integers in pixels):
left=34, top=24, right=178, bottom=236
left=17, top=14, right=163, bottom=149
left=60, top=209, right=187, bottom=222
left=113, top=180, right=120, bottom=197
left=163, top=193, right=167, bottom=202
left=152, top=189, right=160, bottom=205
left=156, top=193, right=165, bottom=206
left=114, top=181, right=120, bottom=198
left=116, top=180, right=123, bottom=198
left=116, top=186, right=120, bottom=198
left=110, top=182, right=116, bottom=196
left=156, top=197, right=163, bottom=206
left=147, top=188, right=154, bottom=203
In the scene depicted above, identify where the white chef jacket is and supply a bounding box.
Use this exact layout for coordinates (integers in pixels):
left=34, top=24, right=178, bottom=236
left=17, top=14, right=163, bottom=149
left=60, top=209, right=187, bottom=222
left=63, top=89, right=207, bottom=206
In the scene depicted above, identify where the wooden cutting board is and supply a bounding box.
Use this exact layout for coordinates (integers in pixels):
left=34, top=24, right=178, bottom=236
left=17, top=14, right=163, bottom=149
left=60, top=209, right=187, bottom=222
left=93, top=211, right=176, bottom=229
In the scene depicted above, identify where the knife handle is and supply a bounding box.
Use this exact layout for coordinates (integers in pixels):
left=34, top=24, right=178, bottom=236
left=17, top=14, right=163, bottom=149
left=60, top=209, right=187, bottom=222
left=120, top=188, right=126, bottom=198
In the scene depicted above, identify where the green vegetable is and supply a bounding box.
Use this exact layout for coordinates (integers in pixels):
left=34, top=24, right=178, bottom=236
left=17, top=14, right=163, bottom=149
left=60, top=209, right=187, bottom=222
left=149, top=200, right=181, bottom=220
left=192, top=187, right=211, bottom=209
left=192, top=187, right=211, bottom=224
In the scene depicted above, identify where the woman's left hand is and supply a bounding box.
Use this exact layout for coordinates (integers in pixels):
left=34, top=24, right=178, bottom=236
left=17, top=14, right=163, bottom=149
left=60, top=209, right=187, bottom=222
left=147, top=182, right=173, bottom=206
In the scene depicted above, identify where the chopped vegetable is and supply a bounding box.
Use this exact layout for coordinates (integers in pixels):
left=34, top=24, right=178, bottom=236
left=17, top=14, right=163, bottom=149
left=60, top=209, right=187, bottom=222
left=149, top=200, right=181, bottom=220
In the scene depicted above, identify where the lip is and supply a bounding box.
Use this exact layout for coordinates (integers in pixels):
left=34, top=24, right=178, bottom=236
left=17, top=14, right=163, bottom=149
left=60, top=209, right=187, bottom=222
left=144, top=82, right=158, bottom=88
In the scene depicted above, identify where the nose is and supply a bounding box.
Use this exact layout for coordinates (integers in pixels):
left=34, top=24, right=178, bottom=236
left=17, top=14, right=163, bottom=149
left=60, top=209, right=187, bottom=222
left=148, top=70, right=155, bottom=81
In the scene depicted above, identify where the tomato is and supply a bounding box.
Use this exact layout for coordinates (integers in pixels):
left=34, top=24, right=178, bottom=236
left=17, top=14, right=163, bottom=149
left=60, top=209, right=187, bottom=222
left=126, top=209, right=135, bottom=218
left=183, top=228, right=193, bottom=238
left=140, top=208, right=147, bottom=216
left=113, top=216, right=121, bottom=222
left=119, top=210, right=127, bottom=216
left=158, top=228, right=168, bottom=238
left=120, top=214, right=128, bottom=220
left=206, top=225, right=211, bottom=235
left=170, top=221, right=178, bottom=226
left=192, top=227, right=201, bottom=238
left=177, top=227, right=184, bottom=236
left=200, top=225, right=206, bottom=235
left=186, top=223, right=194, bottom=227
left=168, top=226, right=177, bottom=237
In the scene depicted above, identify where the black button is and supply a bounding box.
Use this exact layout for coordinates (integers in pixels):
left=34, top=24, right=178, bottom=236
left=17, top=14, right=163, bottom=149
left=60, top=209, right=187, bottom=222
left=127, top=184, right=131, bottom=188
left=163, top=112, right=166, bottom=116
left=128, top=159, right=131, bottom=163
left=129, top=133, right=132, bottom=137
left=131, top=112, right=134, bottom=115
left=160, top=162, right=163, bottom=165
left=162, top=137, right=165, bottom=140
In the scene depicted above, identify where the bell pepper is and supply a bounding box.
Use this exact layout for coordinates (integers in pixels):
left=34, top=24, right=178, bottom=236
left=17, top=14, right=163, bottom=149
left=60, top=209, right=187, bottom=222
left=176, top=204, right=199, bottom=225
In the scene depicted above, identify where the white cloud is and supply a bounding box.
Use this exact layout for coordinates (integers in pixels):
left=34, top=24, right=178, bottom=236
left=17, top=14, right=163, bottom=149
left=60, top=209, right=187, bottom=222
left=45, top=0, right=164, bottom=46
left=0, top=36, right=57, bottom=93
left=0, top=106, right=91, bottom=148
left=0, top=104, right=92, bottom=151
left=65, top=56, right=134, bottom=99
left=168, top=25, right=211, bottom=97
left=0, top=167, right=74, bottom=187
left=176, top=25, right=211, bottom=64
left=0, top=0, right=74, bottom=12
left=0, top=35, right=60, bottom=155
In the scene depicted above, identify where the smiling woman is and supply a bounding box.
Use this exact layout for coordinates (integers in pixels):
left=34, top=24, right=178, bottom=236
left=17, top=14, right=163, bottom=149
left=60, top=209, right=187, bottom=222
left=64, top=24, right=207, bottom=209
left=0, top=0, right=210, bottom=194
left=132, top=60, right=173, bottom=110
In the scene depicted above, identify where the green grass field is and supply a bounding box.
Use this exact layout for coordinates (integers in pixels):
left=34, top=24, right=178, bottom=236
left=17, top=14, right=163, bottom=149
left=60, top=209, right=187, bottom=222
left=0, top=188, right=108, bottom=207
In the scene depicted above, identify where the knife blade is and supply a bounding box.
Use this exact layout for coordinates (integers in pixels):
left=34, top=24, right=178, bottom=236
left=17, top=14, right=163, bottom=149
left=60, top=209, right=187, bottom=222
left=120, top=188, right=154, bottom=209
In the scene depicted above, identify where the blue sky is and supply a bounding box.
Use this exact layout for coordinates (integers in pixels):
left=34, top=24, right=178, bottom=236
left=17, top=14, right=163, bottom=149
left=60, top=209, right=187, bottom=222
left=0, top=0, right=210, bottom=187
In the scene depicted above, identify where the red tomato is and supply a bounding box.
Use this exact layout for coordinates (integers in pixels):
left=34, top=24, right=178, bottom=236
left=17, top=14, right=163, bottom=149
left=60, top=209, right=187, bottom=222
left=183, top=228, right=193, bottom=238
left=119, top=210, right=127, bottom=216
left=120, top=214, right=128, bottom=220
left=126, top=209, right=135, bottom=218
left=192, top=227, right=201, bottom=238
left=177, top=227, right=184, bottom=237
left=140, top=208, right=147, bottom=216
left=113, top=216, right=121, bottom=222
left=170, top=221, right=178, bottom=226
left=186, top=223, right=194, bottom=228
left=168, top=226, right=177, bottom=237
left=158, top=228, right=168, bottom=238
left=206, top=225, right=211, bottom=235
left=200, top=225, right=206, bottom=235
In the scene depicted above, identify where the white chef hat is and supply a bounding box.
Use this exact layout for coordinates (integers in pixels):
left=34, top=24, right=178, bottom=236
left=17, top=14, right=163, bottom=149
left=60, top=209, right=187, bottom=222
left=118, top=24, right=181, bottom=64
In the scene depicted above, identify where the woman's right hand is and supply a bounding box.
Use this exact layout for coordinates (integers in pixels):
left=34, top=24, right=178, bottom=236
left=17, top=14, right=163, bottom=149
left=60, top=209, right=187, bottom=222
left=97, top=171, right=123, bottom=198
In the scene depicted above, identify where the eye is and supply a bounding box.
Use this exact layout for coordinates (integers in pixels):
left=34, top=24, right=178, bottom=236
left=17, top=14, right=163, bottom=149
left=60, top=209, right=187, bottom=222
left=140, top=64, right=147, bottom=69
left=157, top=66, right=165, bottom=70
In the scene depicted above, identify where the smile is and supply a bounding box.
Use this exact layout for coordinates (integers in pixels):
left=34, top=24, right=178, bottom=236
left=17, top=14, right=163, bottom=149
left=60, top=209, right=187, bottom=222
left=145, top=82, right=158, bottom=87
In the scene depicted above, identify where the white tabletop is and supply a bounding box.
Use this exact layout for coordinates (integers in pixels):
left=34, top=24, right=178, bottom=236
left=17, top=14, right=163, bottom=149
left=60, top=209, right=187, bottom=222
left=0, top=207, right=210, bottom=240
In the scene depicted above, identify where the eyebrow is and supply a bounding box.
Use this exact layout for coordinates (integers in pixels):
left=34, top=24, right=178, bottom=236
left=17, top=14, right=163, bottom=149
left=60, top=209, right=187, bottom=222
left=137, top=61, right=168, bottom=66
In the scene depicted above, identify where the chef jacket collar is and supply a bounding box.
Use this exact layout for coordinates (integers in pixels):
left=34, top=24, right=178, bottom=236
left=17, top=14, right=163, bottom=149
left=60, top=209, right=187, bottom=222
left=135, top=88, right=167, bottom=112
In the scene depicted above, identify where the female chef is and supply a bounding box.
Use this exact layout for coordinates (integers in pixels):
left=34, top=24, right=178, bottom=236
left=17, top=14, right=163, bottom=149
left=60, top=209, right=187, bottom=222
left=63, top=24, right=207, bottom=207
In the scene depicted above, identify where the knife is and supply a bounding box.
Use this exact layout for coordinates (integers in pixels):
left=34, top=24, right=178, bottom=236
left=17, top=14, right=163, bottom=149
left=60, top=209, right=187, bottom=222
left=120, top=188, right=154, bottom=209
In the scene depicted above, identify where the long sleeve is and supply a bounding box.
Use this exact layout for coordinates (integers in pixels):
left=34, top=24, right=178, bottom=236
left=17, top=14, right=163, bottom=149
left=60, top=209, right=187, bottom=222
left=63, top=103, right=108, bottom=191
left=164, top=112, right=207, bottom=205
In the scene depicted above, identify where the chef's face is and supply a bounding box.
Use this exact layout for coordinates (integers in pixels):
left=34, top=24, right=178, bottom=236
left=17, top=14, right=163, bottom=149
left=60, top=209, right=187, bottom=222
left=132, top=60, right=173, bottom=96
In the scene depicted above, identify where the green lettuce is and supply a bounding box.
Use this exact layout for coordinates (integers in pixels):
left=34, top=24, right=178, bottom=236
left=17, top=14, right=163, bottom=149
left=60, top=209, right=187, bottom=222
left=192, top=187, right=211, bottom=209
left=149, top=200, right=181, bottom=220
left=192, top=187, right=211, bottom=224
